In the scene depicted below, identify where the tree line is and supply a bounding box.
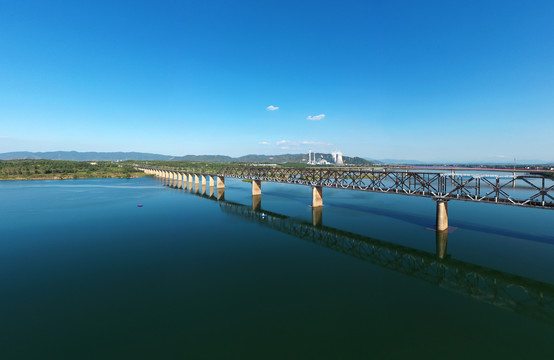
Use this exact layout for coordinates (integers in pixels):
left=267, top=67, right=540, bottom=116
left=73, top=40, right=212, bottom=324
left=0, top=160, right=142, bottom=180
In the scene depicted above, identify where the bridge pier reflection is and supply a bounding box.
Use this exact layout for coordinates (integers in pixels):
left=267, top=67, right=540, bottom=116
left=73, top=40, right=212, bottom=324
left=312, top=206, right=323, bottom=227
left=435, top=230, right=448, bottom=259
left=252, top=194, right=261, bottom=211
left=217, top=187, right=225, bottom=201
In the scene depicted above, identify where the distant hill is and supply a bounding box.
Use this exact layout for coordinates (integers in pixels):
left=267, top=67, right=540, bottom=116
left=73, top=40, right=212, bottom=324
left=0, top=151, right=374, bottom=165
left=237, top=154, right=309, bottom=163
left=371, top=158, right=425, bottom=165
left=0, top=151, right=174, bottom=161
left=173, top=155, right=234, bottom=163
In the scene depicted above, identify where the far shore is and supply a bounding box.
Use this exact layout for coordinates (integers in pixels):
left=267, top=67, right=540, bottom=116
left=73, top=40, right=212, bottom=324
left=0, top=174, right=147, bottom=181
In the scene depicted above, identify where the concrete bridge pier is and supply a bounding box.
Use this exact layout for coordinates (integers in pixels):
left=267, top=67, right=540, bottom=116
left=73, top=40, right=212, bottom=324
left=252, top=180, right=261, bottom=196
left=252, top=194, right=261, bottom=211
left=201, top=175, right=206, bottom=188
left=181, top=173, right=187, bottom=189
left=435, top=199, right=449, bottom=231
left=177, top=173, right=183, bottom=189
left=217, top=176, right=225, bottom=189
left=209, top=176, right=215, bottom=189
left=312, top=186, right=323, bottom=207
left=188, top=174, right=193, bottom=190
left=194, top=174, right=200, bottom=190
left=312, top=206, right=323, bottom=227
left=436, top=230, right=448, bottom=259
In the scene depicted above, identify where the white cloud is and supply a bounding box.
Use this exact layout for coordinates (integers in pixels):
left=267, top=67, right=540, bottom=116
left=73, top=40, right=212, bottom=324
left=266, top=105, right=279, bottom=111
left=276, top=140, right=289, bottom=145
left=259, top=141, right=270, bottom=145
left=307, top=114, right=325, bottom=121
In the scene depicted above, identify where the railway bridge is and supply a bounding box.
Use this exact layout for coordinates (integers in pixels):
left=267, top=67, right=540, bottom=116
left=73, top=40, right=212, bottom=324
left=135, top=165, right=554, bottom=232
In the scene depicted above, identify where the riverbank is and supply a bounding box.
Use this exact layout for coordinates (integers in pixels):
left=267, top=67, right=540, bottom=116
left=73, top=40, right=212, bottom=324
left=0, top=159, right=143, bottom=181
left=0, top=173, right=146, bottom=181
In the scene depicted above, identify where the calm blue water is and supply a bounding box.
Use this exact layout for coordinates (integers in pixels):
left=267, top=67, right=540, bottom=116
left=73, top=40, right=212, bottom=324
left=1, top=176, right=553, bottom=359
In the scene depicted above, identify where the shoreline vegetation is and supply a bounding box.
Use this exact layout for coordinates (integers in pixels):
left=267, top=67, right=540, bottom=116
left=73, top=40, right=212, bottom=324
left=0, top=160, right=143, bottom=180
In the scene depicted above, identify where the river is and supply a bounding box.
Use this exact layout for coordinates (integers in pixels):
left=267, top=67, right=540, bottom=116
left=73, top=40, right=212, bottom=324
left=0, top=176, right=553, bottom=358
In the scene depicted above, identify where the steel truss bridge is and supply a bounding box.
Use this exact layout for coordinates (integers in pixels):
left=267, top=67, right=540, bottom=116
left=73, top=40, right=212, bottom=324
left=175, top=185, right=554, bottom=325
left=220, top=167, right=554, bottom=208
left=140, top=166, right=554, bottom=209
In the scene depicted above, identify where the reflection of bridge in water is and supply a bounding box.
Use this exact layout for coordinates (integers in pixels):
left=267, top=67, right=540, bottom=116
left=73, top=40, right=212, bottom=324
left=167, top=180, right=554, bottom=325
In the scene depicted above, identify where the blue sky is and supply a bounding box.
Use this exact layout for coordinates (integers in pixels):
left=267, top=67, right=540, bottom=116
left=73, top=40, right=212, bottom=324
left=1, top=0, right=553, bottom=162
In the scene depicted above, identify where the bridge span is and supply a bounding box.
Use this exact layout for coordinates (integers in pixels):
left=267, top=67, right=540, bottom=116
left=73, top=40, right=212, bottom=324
left=135, top=166, right=553, bottom=233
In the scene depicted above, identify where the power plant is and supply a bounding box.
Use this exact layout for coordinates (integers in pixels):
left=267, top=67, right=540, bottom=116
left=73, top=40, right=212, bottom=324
left=332, top=151, right=344, bottom=165
left=307, top=150, right=343, bottom=165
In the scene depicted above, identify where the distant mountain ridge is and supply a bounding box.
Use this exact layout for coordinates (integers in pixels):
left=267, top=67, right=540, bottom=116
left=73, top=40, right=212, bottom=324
left=0, top=151, right=173, bottom=161
left=0, top=151, right=373, bottom=165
